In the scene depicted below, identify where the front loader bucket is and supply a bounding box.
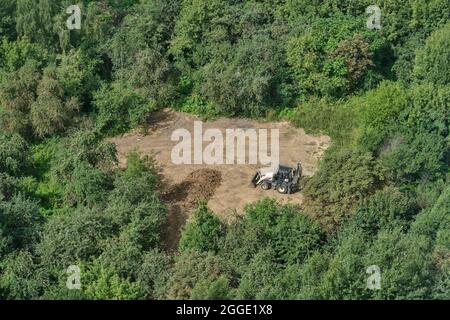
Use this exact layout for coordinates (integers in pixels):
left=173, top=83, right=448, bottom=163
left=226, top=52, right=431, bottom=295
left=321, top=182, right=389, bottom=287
left=251, top=172, right=260, bottom=187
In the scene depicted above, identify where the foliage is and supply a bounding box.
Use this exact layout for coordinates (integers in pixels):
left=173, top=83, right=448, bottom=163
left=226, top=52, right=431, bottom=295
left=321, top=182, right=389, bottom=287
left=414, top=22, right=450, bottom=85
left=179, top=202, right=224, bottom=253
left=0, top=134, right=30, bottom=175
left=0, top=0, right=448, bottom=301
left=302, top=148, right=384, bottom=228
left=166, top=250, right=232, bottom=300
left=94, top=81, right=156, bottom=135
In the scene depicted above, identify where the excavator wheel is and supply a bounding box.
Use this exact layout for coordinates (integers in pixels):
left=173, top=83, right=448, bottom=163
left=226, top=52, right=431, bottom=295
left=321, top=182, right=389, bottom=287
left=261, top=181, right=271, bottom=190
left=277, top=184, right=288, bottom=194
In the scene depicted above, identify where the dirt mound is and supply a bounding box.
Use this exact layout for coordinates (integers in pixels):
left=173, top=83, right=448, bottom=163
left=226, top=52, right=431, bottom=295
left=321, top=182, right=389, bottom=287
left=162, top=169, right=222, bottom=252
left=162, top=169, right=222, bottom=208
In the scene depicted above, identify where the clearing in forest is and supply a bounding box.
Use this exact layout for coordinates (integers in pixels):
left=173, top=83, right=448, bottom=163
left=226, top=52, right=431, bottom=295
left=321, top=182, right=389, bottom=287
left=111, top=109, right=330, bottom=250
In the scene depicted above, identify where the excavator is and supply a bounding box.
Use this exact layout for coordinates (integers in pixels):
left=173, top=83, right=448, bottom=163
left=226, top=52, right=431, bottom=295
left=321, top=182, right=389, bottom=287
left=251, top=162, right=302, bottom=194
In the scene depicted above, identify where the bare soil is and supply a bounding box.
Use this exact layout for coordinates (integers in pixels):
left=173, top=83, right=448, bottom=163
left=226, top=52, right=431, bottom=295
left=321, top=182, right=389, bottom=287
left=111, top=109, right=331, bottom=251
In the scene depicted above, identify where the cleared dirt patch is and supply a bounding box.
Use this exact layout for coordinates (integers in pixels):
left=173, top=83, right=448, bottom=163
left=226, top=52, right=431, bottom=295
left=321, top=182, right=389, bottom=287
left=112, top=109, right=330, bottom=215
left=111, top=109, right=331, bottom=250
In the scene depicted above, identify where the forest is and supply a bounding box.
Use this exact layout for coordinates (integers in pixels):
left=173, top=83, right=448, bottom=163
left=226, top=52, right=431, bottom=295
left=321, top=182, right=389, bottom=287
left=0, top=0, right=448, bottom=300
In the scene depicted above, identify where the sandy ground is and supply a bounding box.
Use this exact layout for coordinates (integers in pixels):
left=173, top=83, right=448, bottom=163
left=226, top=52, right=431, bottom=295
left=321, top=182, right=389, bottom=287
left=112, top=109, right=330, bottom=215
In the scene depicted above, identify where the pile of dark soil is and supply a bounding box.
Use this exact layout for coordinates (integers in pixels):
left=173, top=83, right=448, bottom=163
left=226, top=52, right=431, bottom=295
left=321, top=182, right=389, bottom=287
left=162, top=169, right=222, bottom=208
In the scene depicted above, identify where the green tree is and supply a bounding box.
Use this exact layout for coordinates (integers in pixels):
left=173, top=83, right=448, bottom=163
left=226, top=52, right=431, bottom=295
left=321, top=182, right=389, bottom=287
left=0, top=60, right=40, bottom=136
left=349, top=187, right=418, bottom=237
left=137, top=249, right=172, bottom=299
left=365, top=228, right=436, bottom=299
left=179, top=202, right=224, bottom=253
left=0, top=0, right=16, bottom=40
left=236, top=248, right=282, bottom=299
left=93, top=81, right=156, bottom=135
left=37, top=207, right=113, bottom=270
left=62, top=162, right=110, bottom=207
left=302, top=148, right=383, bottom=228
left=286, top=16, right=388, bottom=99
left=0, top=250, right=44, bottom=299
left=356, top=81, right=408, bottom=153
left=16, top=0, right=56, bottom=49
left=30, top=66, right=80, bottom=138
left=414, top=22, right=450, bottom=85
left=0, top=134, right=29, bottom=175
left=0, top=194, right=43, bottom=252
left=191, top=276, right=232, bottom=300
left=166, top=250, right=232, bottom=299
left=83, top=260, right=142, bottom=300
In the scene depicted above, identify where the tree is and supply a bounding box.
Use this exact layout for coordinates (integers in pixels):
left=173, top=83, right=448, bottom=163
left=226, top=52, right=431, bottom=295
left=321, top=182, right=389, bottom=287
left=0, top=0, right=16, bottom=40
left=171, top=0, right=293, bottom=116
left=198, top=32, right=288, bottom=116
left=286, top=16, right=388, bottom=99
left=37, top=207, right=113, bottom=270
left=166, top=250, right=232, bottom=299
left=49, top=127, right=117, bottom=182
left=108, top=0, right=180, bottom=107
left=97, top=236, right=144, bottom=280
left=330, top=34, right=373, bottom=85
left=82, top=260, right=142, bottom=300
left=349, top=187, right=418, bottom=238
left=191, top=276, right=232, bottom=300
left=137, top=249, right=172, bottom=299
left=179, top=202, right=224, bottom=253
left=236, top=248, right=282, bottom=299
left=15, top=0, right=56, bottom=49
left=106, top=153, right=166, bottom=249
left=0, top=61, right=40, bottom=136
left=302, top=148, right=383, bottom=228
left=93, top=81, right=156, bottom=135
left=30, top=66, right=80, bottom=138
left=105, top=193, right=167, bottom=251
left=271, top=207, right=325, bottom=264
left=0, top=38, right=48, bottom=73
left=0, top=134, right=29, bottom=176
left=400, top=83, right=449, bottom=137
left=412, top=185, right=450, bottom=242
left=55, top=49, right=101, bottom=106
left=318, top=226, right=370, bottom=299
left=365, top=228, right=436, bottom=299
left=0, top=250, right=44, bottom=299
left=0, top=173, right=19, bottom=200
left=62, top=162, right=110, bottom=207
left=414, top=22, right=450, bottom=85
left=380, top=131, right=447, bottom=183
left=356, top=81, right=408, bottom=153
left=0, top=193, right=42, bottom=252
